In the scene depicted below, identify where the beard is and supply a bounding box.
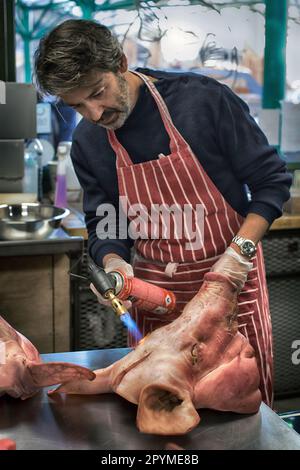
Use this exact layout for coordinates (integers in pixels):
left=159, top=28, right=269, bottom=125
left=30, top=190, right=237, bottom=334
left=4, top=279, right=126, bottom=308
left=97, top=74, right=131, bottom=130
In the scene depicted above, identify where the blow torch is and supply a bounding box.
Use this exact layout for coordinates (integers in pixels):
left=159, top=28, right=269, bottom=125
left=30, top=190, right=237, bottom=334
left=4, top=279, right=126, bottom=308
left=88, top=261, right=129, bottom=317
left=88, top=260, right=176, bottom=317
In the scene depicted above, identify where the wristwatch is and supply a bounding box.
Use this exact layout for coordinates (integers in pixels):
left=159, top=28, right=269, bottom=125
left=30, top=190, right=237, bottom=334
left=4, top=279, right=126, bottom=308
left=231, top=235, right=257, bottom=258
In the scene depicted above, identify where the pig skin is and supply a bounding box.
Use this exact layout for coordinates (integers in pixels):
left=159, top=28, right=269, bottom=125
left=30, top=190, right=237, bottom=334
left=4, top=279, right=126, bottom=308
left=50, top=272, right=262, bottom=435
left=0, top=315, right=95, bottom=400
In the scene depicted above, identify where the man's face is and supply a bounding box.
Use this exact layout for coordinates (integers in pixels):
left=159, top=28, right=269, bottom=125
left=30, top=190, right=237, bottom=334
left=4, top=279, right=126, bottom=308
left=61, top=71, right=131, bottom=130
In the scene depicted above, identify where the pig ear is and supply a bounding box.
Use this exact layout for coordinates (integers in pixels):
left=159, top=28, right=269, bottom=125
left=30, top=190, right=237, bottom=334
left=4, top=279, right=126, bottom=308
left=137, top=384, right=200, bottom=435
left=28, top=362, right=96, bottom=387
left=47, top=365, right=114, bottom=395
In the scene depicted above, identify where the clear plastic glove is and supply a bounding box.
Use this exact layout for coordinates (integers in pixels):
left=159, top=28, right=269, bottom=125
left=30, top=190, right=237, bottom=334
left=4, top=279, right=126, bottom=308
left=90, top=257, right=133, bottom=309
left=210, top=247, right=253, bottom=292
left=104, top=257, right=134, bottom=277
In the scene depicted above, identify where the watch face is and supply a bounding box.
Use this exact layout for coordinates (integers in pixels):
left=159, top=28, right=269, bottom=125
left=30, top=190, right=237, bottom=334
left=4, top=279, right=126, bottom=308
left=241, top=241, right=256, bottom=256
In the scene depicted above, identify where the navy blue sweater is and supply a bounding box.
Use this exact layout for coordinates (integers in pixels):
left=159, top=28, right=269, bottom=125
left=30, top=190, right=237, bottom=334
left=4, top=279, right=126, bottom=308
left=71, top=68, right=292, bottom=266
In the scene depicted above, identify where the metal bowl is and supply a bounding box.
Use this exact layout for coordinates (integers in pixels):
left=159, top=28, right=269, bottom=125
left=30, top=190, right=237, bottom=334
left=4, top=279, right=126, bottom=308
left=0, top=203, right=70, bottom=241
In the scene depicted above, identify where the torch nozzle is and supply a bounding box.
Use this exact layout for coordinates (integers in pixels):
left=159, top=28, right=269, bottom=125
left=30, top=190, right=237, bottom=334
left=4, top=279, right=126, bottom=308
left=105, top=290, right=142, bottom=341
left=87, top=259, right=142, bottom=341
left=105, top=290, right=129, bottom=317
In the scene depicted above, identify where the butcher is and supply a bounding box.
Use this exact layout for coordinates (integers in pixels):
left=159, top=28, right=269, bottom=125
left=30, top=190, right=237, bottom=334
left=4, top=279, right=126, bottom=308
left=34, top=18, right=292, bottom=408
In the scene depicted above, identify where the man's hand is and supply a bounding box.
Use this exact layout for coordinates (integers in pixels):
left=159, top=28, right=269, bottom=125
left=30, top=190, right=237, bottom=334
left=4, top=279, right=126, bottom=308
left=210, top=247, right=253, bottom=292
left=90, top=256, right=133, bottom=308
left=210, top=212, right=270, bottom=291
left=104, top=257, right=134, bottom=277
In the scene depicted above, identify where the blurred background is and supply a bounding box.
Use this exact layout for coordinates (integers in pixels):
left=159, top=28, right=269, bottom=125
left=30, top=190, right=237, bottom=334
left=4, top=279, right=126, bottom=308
left=2, top=0, right=299, bottom=203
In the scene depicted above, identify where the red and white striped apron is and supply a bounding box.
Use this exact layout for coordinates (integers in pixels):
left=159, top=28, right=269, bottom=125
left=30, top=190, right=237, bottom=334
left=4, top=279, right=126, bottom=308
left=107, top=71, right=273, bottom=407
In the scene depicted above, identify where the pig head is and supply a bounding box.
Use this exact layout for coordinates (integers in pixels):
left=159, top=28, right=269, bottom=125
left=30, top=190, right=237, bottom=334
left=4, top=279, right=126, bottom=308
left=0, top=316, right=95, bottom=400
left=50, top=272, right=262, bottom=435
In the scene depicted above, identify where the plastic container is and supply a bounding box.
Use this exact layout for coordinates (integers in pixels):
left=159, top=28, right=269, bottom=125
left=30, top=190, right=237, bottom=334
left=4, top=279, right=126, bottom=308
left=55, top=141, right=81, bottom=203
left=54, top=143, right=67, bottom=208
left=65, top=143, right=81, bottom=202
left=23, top=149, right=38, bottom=199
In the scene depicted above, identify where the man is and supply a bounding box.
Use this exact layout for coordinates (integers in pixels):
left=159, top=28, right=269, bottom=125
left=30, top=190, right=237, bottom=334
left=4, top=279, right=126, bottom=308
left=34, top=19, right=292, bottom=407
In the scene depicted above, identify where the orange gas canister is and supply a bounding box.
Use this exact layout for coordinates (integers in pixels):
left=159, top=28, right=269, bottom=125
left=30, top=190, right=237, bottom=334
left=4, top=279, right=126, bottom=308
left=109, top=270, right=176, bottom=315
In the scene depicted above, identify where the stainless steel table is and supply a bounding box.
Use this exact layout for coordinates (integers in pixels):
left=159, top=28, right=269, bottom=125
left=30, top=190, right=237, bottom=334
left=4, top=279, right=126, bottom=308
left=1, top=348, right=300, bottom=450
left=0, top=228, right=83, bottom=257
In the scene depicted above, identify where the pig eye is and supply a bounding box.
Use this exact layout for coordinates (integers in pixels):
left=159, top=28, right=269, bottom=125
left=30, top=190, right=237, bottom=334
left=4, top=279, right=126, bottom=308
left=191, top=344, right=198, bottom=365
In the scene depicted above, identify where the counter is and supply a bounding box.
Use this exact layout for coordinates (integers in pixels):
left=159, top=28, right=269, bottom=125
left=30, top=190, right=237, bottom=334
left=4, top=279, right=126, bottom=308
left=1, top=349, right=300, bottom=450
left=0, top=229, right=84, bottom=353
left=0, top=227, right=83, bottom=257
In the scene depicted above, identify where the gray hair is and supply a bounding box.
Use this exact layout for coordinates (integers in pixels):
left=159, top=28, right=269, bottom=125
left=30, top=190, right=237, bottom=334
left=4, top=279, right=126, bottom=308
left=34, top=19, right=123, bottom=97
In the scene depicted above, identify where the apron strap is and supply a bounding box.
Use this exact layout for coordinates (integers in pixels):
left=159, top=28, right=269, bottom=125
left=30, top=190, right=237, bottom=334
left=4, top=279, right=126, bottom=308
left=107, top=129, right=132, bottom=167
left=107, top=70, right=191, bottom=168
left=131, top=71, right=190, bottom=154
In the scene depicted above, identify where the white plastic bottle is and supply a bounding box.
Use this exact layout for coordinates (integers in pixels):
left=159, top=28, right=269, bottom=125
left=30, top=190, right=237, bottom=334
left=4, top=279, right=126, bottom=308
left=57, top=141, right=81, bottom=203
left=54, top=143, right=68, bottom=208
left=23, top=147, right=38, bottom=199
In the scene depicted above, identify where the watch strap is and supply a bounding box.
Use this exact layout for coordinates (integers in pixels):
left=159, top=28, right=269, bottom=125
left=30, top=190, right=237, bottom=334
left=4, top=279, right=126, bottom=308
left=232, top=235, right=247, bottom=246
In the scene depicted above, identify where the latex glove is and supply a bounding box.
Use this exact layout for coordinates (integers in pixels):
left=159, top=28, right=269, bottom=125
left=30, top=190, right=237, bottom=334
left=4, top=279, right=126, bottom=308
left=210, top=247, right=253, bottom=292
left=90, top=257, right=133, bottom=309
left=104, top=257, right=134, bottom=277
